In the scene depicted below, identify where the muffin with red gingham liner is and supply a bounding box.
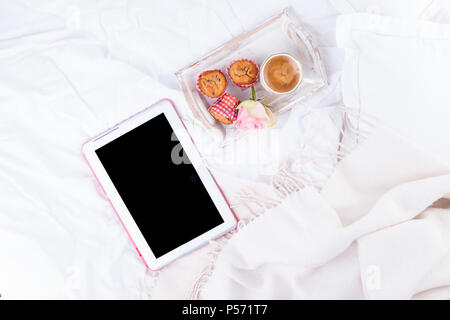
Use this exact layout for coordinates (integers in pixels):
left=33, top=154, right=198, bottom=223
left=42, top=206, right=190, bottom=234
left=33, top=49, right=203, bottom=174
left=208, top=93, right=240, bottom=125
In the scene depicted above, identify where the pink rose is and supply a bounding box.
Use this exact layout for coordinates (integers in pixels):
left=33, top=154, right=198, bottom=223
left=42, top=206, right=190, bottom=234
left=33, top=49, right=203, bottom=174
left=233, top=100, right=277, bottom=130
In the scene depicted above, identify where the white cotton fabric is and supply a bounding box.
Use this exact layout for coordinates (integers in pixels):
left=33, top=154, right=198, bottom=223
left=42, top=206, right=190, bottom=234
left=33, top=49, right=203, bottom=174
left=2, top=0, right=450, bottom=299
left=201, top=127, right=450, bottom=299
left=0, top=0, right=343, bottom=299
left=336, top=12, right=450, bottom=164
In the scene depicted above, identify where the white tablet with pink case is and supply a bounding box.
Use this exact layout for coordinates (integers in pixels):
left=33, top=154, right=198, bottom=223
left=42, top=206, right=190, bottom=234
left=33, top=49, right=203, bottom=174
left=82, top=99, right=237, bottom=270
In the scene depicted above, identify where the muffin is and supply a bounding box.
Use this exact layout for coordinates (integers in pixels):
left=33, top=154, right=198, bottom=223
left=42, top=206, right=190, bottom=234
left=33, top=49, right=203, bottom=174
left=197, top=70, right=227, bottom=98
left=209, top=93, right=239, bottom=125
left=227, top=59, right=259, bottom=88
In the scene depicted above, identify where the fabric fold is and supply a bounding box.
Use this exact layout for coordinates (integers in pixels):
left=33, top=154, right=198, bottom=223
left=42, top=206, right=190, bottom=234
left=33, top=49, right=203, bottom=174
left=200, top=127, right=450, bottom=299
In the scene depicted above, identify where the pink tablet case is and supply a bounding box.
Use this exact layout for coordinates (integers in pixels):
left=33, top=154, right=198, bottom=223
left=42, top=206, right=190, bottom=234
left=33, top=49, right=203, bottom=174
left=81, top=98, right=238, bottom=270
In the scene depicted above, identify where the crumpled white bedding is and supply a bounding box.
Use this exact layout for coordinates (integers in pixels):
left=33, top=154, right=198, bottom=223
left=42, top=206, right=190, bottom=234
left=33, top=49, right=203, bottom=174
left=0, top=0, right=448, bottom=299
left=0, top=0, right=343, bottom=299
left=201, top=127, right=450, bottom=299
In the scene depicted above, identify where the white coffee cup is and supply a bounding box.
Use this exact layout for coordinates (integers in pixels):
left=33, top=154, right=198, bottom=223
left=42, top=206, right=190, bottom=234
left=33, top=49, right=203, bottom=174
left=260, top=53, right=303, bottom=95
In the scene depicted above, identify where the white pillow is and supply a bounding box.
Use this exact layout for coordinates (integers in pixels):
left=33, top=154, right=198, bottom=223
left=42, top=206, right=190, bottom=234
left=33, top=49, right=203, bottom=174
left=337, top=13, right=450, bottom=164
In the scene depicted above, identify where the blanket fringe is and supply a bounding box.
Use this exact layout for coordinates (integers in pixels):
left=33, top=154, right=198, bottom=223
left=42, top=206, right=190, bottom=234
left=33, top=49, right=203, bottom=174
left=185, top=190, right=281, bottom=300
left=145, top=269, right=160, bottom=299
left=185, top=239, right=225, bottom=300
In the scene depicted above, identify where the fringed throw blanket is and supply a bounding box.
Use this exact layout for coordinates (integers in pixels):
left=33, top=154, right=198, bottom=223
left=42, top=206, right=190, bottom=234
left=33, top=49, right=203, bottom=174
left=147, top=104, right=450, bottom=299
left=200, top=126, right=450, bottom=299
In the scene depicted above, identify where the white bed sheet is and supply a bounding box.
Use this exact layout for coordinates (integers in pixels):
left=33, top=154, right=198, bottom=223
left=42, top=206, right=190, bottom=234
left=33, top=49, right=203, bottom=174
left=0, top=0, right=438, bottom=299
left=0, top=0, right=344, bottom=299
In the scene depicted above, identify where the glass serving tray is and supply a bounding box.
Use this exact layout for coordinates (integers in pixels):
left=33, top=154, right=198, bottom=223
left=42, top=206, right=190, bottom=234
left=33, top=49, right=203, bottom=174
left=176, top=8, right=328, bottom=144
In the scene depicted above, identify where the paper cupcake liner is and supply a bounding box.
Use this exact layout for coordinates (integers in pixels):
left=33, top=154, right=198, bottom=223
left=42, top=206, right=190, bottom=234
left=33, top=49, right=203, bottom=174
left=208, top=93, right=239, bottom=123
left=227, top=59, right=259, bottom=88
left=196, top=69, right=228, bottom=99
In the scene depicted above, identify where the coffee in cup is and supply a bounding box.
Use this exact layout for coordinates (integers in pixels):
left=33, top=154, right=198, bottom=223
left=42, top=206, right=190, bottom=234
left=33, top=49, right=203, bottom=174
left=260, top=53, right=302, bottom=94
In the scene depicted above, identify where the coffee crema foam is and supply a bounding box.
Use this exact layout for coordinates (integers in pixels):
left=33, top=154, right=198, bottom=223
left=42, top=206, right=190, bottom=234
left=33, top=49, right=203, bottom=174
left=263, top=55, right=300, bottom=93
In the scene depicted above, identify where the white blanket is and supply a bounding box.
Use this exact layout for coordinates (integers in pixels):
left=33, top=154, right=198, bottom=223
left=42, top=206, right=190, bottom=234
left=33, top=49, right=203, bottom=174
left=198, top=2, right=450, bottom=299
left=201, top=127, right=450, bottom=299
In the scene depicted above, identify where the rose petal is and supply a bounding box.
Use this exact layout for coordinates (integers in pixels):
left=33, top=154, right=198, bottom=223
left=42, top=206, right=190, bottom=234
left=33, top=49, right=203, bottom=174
left=248, top=101, right=270, bottom=120
left=265, top=107, right=277, bottom=127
